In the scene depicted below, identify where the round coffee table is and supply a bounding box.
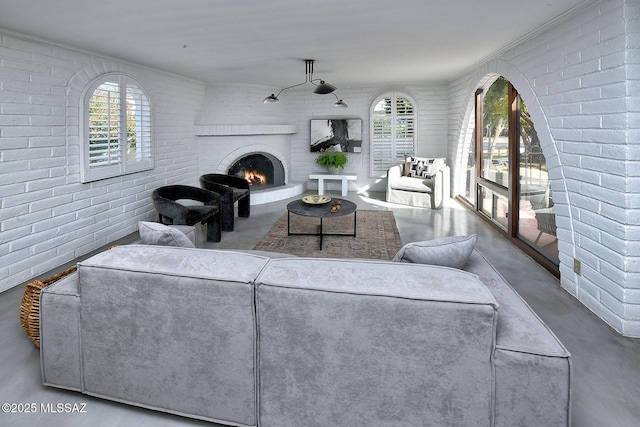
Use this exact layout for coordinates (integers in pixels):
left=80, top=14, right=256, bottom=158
left=286, top=198, right=357, bottom=250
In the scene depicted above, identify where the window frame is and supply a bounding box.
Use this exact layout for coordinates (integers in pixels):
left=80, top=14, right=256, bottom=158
left=369, top=92, right=417, bottom=176
left=80, top=73, right=153, bottom=183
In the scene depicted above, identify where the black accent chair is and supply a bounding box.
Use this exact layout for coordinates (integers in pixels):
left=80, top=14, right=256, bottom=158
left=199, top=174, right=250, bottom=232
left=151, top=185, right=222, bottom=242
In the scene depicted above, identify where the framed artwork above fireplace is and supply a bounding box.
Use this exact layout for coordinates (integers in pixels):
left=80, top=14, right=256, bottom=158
left=310, top=119, right=362, bottom=153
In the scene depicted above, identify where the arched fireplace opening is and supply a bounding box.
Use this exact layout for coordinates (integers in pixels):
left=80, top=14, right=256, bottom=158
left=228, top=152, right=285, bottom=190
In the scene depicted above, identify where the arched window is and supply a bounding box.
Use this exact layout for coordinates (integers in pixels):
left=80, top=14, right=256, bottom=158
left=370, top=92, right=416, bottom=174
left=81, top=73, right=152, bottom=182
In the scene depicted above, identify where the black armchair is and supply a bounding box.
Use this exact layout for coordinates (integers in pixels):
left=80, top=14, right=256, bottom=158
left=199, top=174, right=250, bottom=231
left=151, top=185, right=222, bottom=242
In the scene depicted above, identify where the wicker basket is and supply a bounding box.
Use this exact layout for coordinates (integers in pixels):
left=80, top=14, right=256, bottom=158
left=20, top=265, right=77, bottom=349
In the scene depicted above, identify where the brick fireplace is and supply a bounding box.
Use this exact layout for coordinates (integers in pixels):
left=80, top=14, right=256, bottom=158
left=196, top=125, right=305, bottom=204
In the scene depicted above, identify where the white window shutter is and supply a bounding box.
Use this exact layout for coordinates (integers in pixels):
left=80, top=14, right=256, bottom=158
left=371, top=93, right=416, bottom=173
left=88, top=81, right=121, bottom=167
left=124, top=80, right=152, bottom=173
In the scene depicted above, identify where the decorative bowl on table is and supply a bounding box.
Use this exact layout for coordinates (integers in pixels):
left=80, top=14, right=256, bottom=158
left=302, top=195, right=331, bottom=205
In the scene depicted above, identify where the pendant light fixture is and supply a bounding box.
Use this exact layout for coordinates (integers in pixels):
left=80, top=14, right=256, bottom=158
left=332, top=93, right=348, bottom=108
left=264, top=59, right=347, bottom=107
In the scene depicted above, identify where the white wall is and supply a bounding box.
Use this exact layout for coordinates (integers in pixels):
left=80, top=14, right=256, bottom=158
left=0, top=30, right=205, bottom=293
left=447, top=0, right=640, bottom=336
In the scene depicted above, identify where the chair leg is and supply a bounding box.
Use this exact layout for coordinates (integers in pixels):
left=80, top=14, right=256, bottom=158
left=206, top=210, right=222, bottom=242
left=534, top=231, right=543, bottom=245
left=158, top=214, right=173, bottom=225
left=238, top=195, right=250, bottom=218
left=221, top=199, right=234, bottom=232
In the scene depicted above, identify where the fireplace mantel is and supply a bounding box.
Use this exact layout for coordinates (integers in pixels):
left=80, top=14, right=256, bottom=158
left=195, top=124, right=297, bottom=136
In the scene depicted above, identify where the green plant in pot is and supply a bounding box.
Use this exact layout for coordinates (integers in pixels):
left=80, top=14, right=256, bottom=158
left=315, top=150, right=348, bottom=174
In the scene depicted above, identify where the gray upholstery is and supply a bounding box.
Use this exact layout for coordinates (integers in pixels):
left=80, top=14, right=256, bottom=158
left=43, top=246, right=270, bottom=426
left=137, top=221, right=196, bottom=247
left=40, top=271, right=82, bottom=391
left=40, top=245, right=571, bottom=426
left=255, top=258, right=498, bottom=426
left=393, top=234, right=478, bottom=268
left=464, top=249, right=571, bottom=427
left=386, top=164, right=450, bottom=209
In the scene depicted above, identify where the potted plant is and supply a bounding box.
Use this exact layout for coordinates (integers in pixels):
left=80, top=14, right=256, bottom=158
left=315, top=150, right=348, bottom=174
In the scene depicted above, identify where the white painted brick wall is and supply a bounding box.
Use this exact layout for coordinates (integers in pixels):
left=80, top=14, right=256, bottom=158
left=626, top=0, right=640, bottom=332
left=0, top=30, right=205, bottom=293
left=447, top=0, right=640, bottom=336
left=198, top=83, right=290, bottom=125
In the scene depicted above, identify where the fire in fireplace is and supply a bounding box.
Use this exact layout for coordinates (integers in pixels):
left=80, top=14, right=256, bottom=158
left=228, top=152, right=285, bottom=190
left=243, top=170, right=267, bottom=186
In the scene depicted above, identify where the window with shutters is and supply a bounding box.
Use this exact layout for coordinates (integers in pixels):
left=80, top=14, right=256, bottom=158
left=81, top=73, right=153, bottom=182
left=370, top=93, right=416, bottom=174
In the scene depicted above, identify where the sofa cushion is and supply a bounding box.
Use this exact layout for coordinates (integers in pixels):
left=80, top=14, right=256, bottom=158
left=389, top=175, right=434, bottom=193
left=392, top=234, right=477, bottom=268
left=138, top=221, right=195, bottom=247
left=404, top=156, right=446, bottom=178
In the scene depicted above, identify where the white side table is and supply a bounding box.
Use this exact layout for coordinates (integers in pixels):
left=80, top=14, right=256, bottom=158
left=308, top=174, right=357, bottom=197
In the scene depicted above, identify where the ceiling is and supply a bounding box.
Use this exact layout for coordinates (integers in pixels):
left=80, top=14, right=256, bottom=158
left=0, top=0, right=593, bottom=87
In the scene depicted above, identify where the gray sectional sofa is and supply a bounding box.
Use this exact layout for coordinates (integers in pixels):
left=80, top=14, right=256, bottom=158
left=40, top=245, right=571, bottom=426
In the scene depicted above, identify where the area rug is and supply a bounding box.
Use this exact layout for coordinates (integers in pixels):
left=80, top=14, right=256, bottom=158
left=253, top=210, right=403, bottom=260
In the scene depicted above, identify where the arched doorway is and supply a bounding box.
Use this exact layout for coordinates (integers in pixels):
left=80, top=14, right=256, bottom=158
left=461, top=76, right=559, bottom=273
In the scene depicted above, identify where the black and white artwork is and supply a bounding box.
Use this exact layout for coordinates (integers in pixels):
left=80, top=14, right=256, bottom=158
left=310, top=119, right=362, bottom=153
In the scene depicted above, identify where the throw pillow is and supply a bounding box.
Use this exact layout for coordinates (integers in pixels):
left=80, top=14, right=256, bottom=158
left=392, top=234, right=477, bottom=269
left=403, top=157, right=446, bottom=178
left=138, top=221, right=196, bottom=248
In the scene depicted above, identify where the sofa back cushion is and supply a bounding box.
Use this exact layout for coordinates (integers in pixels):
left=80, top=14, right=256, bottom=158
left=77, top=245, right=269, bottom=426
left=255, top=258, right=498, bottom=427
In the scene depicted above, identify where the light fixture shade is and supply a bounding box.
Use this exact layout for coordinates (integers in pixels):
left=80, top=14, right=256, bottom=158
left=334, top=99, right=348, bottom=108
left=263, top=94, right=279, bottom=103
left=313, top=80, right=337, bottom=94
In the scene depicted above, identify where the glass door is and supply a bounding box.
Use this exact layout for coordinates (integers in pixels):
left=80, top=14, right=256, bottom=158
left=463, top=76, right=559, bottom=274
left=517, top=98, right=558, bottom=261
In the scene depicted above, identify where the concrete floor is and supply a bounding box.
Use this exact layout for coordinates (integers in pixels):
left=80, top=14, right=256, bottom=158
left=1, top=191, right=639, bottom=426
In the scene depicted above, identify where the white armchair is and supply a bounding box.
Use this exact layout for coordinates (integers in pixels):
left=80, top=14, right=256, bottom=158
left=386, top=159, right=450, bottom=209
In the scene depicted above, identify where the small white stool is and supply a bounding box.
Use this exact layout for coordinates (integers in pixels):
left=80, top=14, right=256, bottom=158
left=308, top=174, right=357, bottom=197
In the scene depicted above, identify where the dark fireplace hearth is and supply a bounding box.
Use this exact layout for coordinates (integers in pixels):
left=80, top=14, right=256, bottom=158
left=228, top=152, right=285, bottom=190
